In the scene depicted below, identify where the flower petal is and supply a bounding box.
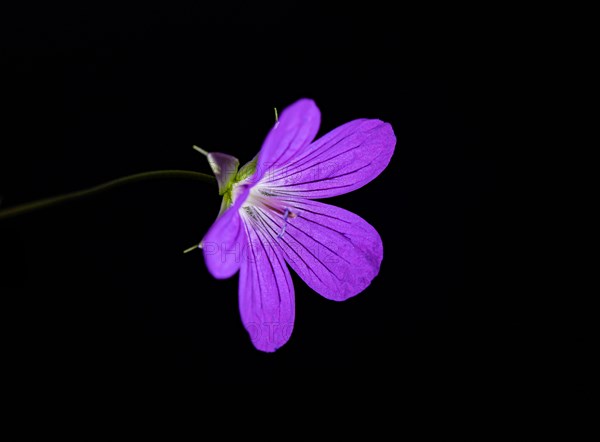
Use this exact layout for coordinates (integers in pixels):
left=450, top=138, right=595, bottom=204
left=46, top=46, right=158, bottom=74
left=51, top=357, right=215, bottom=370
left=202, top=187, right=250, bottom=279
left=207, top=152, right=239, bottom=196
left=239, top=213, right=295, bottom=352
left=260, top=119, right=396, bottom=198
left=253, top=99, right=321, bottom=183
left=253, top=199, right=382, bottom=301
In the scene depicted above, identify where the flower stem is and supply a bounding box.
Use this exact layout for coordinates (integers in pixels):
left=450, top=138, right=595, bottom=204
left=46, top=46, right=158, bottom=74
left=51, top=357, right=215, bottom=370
left=0, top=170, right=216, bottom=221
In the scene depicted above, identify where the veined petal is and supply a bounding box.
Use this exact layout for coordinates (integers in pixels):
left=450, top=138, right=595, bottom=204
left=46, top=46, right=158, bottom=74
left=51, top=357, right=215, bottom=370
left=202, top=187, right=250, bottom=279
left=239, top=212, right=295, bottom=352
left=254, top=199, right=382, bottom=301
left=253, top=99, right=321, bottom=183
left=260, top=119, right=396, bottom=198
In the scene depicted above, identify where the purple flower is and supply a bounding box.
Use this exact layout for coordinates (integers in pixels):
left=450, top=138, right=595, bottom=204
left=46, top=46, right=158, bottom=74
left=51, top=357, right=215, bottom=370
left=201, top=99, right=396, bottom=352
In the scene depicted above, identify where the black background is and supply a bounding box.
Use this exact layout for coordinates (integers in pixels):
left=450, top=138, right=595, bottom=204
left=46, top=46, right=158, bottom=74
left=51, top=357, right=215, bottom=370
left=1, top=3, right=499, bottom=387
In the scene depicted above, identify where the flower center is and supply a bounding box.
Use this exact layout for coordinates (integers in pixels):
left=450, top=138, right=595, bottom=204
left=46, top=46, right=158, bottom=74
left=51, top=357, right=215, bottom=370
left=241, top=186, right=297, bottom=237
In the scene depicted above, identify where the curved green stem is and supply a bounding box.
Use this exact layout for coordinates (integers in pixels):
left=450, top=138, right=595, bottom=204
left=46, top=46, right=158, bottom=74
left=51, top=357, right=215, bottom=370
left=0, top=170, right=216, bottom=221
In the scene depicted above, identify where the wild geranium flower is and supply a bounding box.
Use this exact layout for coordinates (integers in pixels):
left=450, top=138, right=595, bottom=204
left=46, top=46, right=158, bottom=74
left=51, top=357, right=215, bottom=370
left=201, top=99, right=396, bottom=352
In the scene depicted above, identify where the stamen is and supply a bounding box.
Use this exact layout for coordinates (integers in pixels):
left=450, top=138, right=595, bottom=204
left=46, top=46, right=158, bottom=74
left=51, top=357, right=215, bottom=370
left=277, top=207, right=296, bottom=238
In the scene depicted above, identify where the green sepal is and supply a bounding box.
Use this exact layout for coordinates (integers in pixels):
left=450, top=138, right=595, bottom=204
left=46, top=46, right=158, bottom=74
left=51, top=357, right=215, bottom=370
left=234, top=156, right=258, bottom=183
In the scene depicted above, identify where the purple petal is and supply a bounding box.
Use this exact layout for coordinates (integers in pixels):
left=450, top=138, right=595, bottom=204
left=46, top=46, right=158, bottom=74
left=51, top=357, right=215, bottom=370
left=202, top=187, right=250, bottom=279
left=239, top=213, right=295, bottom=352
left=254, top=199, right=382, bottom=301
left=207, top=152, right=239, bottom=196
left=253, top=99, right=321, bottom=183
left=260, top=119, right=395, bottom=198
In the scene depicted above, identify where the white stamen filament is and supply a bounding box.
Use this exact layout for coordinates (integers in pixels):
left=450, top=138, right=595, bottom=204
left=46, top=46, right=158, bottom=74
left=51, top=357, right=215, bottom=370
left=242, top=186, right=296, bottom=237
